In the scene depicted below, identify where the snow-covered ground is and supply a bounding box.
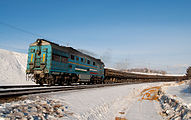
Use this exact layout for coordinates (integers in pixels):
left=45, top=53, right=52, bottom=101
left=166, top=81, right=191, bottom=107
left=0, top=82, right=166, bottom=120
left=48, top=82, right=165, bottom=120
left=157, top=80, right=191, bottom=120
left=0, top=80, right=191, bottom=120
left=0, top=49, right=34, bottom=85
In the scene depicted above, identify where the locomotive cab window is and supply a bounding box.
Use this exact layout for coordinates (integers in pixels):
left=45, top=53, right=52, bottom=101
left=52, top=54, right=60, bottom=62
left=69, top=65, right=72, bottom=69
left=43, top=48, right=47, bottom=52
left=93, top=62, right=96, bottom=66
left=30, top=49, right=35, bottom=53
left=71, top=55, right=75, bottom=60
left=81, top=58, right=83, bottom=62
left=61, top=56, right=68, bottom=63
left=87, top=60, right=90, bottom=64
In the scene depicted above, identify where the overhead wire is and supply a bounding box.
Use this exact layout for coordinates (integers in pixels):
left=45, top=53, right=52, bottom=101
left=0, top=21, right=71, bottom=46
left=0, top=21, right=45, bottom=38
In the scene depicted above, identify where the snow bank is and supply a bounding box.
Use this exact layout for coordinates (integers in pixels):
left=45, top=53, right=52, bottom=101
left=166, top=81, right=191, bottom=105
left=0, top=96, right=71, bottom=120
left=0, top=49, right=34, bottom=85
left=157, top=81, right=191, bottom=119
left=158, top=90, right=191, bottom=120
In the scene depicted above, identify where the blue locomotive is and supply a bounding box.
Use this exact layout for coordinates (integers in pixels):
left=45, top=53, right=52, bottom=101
left=26, top=39, right=105, bottom=85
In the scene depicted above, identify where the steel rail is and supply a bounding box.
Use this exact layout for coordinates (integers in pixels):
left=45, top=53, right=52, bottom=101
left=0, top=80, right=178, bottom=98
left=0, top=82, right=133, bottom=98
left=0, top=85, right=41, bottom=89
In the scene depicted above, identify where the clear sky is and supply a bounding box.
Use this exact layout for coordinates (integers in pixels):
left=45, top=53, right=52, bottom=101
left=0, top=0, right=191, bottom=74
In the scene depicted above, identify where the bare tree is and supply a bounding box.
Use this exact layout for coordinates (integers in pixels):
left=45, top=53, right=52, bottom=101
left=114, top=59, right=129, bottom=71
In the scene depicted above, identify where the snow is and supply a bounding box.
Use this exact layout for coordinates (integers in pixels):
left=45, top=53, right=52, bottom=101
left=44, top=81, right=191, bottom=120
left=166, top=81, right=191, bottom=107
left=0, top=48, right=35, bottom=85
left=0, top=82, right=165, bottom=120
left=45, top=82, right=165, bottom=120
left=1, top=81, right=191, bottom=119
left=124, top=100, right=162, bottom=120
left=157, top=81, right=191, bottom=119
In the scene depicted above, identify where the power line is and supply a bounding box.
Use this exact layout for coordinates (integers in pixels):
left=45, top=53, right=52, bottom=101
left=0, top=21, right=71, bottom=47
left=0, top=21, right=45, bottom=38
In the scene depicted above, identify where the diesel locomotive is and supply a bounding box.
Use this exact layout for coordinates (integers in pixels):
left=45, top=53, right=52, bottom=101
left=26, top=39, right=104, bottom=85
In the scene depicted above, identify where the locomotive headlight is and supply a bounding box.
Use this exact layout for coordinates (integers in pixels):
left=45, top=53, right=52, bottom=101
left=36, top=39, right=42, bottom=45
left=29, top=63, right=34, bottom=69
left=37, top=39, right=41, bottom=43
left=26, top=70, right=30, bottom=74
left=44, top=69, right=49, bottom=73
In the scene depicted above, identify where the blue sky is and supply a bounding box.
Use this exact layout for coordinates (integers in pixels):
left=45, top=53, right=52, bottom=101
left=0, top=0, right=191, bottom=74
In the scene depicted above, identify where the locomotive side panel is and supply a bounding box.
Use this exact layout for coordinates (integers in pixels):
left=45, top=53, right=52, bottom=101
left=48, top=41, right=105, bottom=84
left=50, top=47, right=69, bottom=73
left=66, top=49, right=104, bottom=83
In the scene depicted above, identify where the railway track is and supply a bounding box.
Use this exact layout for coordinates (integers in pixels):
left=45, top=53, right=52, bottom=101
left=1, top=78, right=185, bottom=98
left=0, top=85, right=43, bottom=89
left=0, top=82, right=131, bottom=98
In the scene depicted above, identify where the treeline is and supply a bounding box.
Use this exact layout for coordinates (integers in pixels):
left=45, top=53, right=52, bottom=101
left=124, top=68, right=167, bottom=75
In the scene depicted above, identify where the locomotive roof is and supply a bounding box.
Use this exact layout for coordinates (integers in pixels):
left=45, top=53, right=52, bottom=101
left=30, top=39, right=104, bottom=65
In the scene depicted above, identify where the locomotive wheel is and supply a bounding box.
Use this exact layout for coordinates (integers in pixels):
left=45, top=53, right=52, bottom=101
left=39, top=79, right=44, bottom=86
left=60, top=80, right=65, bottom=86
left=59, top=77, right=65, bottom=86
left=50, top=78, right=55, bottom=85
left=47, top=75, right=54, bottom=86
left=66, top=78, right=71, bottom=85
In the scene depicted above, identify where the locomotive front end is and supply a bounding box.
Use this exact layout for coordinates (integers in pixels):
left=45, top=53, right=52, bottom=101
left=26, top=39, right=51, bottom=84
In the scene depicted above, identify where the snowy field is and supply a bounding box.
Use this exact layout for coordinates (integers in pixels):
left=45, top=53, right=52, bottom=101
left=166, top=81, right=191, bottom=107
left=157, top=80, right=191, bottom=120
left=1, top=81, right=191, bottom=120
left=0, top=49, right=34, bottom=85
left=47, top=82, right=165, bottom=120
